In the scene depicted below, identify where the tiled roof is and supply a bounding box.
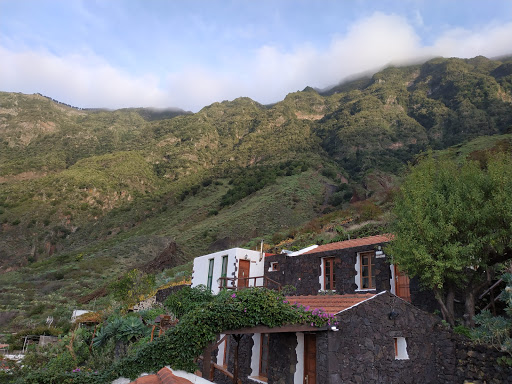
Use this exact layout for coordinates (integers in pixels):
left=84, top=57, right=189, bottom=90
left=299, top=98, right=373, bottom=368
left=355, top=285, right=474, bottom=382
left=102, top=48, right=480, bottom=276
left=286, top=293, right=377, bottom=315
left=301, top=234, right=392, bottom=255
left=129, top=368, right=194, bottom=384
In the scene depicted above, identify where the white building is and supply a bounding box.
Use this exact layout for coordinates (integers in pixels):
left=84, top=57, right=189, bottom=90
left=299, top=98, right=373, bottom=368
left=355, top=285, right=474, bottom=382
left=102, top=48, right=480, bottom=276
left=71, top=309, right=91, bottom=323
left=191, top=248, right=268, bottom=294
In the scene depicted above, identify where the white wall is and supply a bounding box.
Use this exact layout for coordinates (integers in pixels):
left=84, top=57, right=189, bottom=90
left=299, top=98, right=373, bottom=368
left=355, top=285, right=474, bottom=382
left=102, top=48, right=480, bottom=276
left=294, top=333, right=304, bottom=384
left=191, top=248, right=264, bottom=294
left=250, top=333, right=261, bottom=377
left=216, top=334, right=226, bottom=366
left=390, top=264, right=396, bottom=295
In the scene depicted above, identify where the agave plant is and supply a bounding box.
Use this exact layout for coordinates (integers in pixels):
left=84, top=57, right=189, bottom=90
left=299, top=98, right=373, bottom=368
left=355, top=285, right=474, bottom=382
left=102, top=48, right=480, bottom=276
left=92, top=316, right=148, bottom=348
left=118, top=317, right=147, bottom=342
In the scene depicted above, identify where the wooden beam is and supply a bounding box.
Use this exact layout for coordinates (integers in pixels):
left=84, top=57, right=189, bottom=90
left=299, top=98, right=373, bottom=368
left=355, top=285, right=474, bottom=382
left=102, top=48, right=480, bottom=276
left=201, top=342, right=214, bottom=379
left=223, top=324, right=329, bottom=334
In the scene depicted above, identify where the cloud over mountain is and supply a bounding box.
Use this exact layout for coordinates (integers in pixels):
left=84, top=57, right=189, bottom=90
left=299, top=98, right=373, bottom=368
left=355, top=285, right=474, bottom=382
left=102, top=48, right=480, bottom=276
left=1, top=12, right=511, bottom=111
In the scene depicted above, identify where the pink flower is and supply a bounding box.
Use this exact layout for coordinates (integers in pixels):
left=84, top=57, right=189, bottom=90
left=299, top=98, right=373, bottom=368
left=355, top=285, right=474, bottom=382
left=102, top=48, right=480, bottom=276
left=231, top=293, right=236, bottom=298
left=283, top=300, right=288, bottom=303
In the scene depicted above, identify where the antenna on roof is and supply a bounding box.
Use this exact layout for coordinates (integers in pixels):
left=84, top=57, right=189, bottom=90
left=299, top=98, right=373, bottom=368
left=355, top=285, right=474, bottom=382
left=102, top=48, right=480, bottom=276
left=259, top=239, right=264, bottom=262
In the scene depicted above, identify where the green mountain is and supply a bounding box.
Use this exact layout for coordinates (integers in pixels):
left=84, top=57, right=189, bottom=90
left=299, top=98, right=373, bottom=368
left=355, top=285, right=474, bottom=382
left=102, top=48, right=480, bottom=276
left=0, top=55, right=511, bottom=330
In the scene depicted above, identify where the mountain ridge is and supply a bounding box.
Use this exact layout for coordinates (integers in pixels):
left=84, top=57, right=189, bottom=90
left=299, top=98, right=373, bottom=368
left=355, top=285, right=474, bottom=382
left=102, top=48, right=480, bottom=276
left=0, top=55, right=511, bottom=330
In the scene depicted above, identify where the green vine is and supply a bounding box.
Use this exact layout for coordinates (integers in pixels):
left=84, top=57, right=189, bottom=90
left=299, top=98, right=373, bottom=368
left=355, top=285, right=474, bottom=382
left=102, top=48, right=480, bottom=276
left=14, top=287, right=337, bottom=383
left=111, top=287, right=337, bottom=379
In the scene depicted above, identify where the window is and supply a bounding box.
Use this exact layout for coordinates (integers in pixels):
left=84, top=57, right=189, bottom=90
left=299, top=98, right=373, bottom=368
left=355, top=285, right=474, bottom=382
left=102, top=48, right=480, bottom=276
left=269, top=261, right=279, bottom=271
left=220, top=255, right=228, bottom=288
left=324, top=257, right=336, bottom=290
left=259, top=333, right=269, bottom=380
left=394, top=337, right=409, bottom=360
left=222, top=336, right=230, bottom=367
left=360, top=251, right=375, bottom=289
left=250, top=333, right=270, bottom=382
left=207, top=258, right=214, bottom=291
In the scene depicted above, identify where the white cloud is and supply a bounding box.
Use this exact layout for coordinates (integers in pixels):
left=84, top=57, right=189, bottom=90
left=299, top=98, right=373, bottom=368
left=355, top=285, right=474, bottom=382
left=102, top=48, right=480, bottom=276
left=0, top=46, right=167, bottom=109
left=1, top=13, right=511, bottom=112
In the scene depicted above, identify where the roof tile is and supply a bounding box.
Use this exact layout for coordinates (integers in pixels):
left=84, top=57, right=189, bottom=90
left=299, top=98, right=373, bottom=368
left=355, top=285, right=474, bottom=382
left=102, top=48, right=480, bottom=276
left=286, top=294, right=376, bottom=315
left=129, top=368, right=195, bottom=384
left=301, top=234, right=392, bottom=255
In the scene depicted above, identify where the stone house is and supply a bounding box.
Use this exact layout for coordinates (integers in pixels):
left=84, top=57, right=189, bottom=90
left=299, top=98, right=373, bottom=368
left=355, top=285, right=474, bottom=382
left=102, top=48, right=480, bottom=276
left=189, top=237, right=511, bottom=383
left=206, top=292, right=512, bottom=384
left=264, top=234, right=436, bottom=313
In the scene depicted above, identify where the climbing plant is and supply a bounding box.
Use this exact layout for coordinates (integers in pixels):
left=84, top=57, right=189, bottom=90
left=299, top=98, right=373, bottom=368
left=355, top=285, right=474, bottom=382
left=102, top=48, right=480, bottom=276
left=14, top=287, right=337, bottom=383
left=111, top=287, right=338, bottom=379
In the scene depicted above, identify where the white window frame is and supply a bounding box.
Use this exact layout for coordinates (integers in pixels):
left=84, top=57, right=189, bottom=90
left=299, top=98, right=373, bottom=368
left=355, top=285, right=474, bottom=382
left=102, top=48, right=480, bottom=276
left=250, top=333, right=269, bottom=383
left=319, top=257, right=336, bottom=292
left=355, top=251, right=377, bottom=291
left=394, top=337, right=409, bottom=360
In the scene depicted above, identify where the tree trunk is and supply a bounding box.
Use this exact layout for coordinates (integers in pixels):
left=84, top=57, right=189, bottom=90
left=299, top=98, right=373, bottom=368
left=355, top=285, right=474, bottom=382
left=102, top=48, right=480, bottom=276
left=464, top=290, right=476, bottom=327
left=434, top=286, right=455, bottom=326
left=232, top=334, right=242, bottom=384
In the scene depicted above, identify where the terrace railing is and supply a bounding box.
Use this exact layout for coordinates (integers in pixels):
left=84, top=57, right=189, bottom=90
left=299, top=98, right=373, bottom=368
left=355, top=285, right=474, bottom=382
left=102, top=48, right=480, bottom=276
left=218, top=276, right=281, bottom=291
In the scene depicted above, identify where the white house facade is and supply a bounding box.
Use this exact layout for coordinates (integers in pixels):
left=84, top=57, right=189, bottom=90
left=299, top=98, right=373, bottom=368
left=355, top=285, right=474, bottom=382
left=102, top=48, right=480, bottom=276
left=191, top=248, right=265, bottom=294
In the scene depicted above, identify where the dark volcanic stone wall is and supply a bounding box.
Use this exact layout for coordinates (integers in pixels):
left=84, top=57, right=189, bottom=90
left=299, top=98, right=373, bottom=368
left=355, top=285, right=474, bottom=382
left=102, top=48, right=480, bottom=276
left=435, top=328, right=512, bottom=383
left=214, top=334, right=254, bottom=384
left=329, top=293, right=439, bottom=384
left=155, top=283, right=190, bottom=303
left=264, top=244, right=438, bottom=314
left=264, top=242, right=392, bottom=295
left=208, top=295, right=512, bottom=383
left=268, top=333, right=297, bottom=384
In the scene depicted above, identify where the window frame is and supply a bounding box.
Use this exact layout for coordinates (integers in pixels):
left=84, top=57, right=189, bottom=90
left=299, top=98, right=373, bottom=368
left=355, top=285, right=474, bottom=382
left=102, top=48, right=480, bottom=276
left=220, top=255, right=228, bottom=288
left=323, top=257, right=336, bottom=291
left=207, top=258, right=215, bottom=291
left=359, top=251, right=376, bottom=290
left=394, top=337, right=409, bottom=360
left=259, top=333, right=270, bottom=380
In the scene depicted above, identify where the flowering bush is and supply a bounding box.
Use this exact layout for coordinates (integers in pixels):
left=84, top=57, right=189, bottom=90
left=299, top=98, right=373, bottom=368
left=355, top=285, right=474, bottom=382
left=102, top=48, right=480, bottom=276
left=111, top=287, right=338, bottom=378
left=16, top=287, right=340, bottom=382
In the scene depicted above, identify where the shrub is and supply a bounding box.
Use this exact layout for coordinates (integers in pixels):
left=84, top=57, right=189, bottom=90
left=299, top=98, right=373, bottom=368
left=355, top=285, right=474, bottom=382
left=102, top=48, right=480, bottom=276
left=164, top=285, right=213, bottom=319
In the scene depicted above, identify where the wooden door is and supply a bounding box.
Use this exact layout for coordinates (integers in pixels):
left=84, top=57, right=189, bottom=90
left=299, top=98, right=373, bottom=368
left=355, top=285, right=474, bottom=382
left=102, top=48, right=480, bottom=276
left=238, top=259, right=250, bottom=288
left=394, top=265, right=411, bottom=302
left=304, top=334, right=316, bottom=384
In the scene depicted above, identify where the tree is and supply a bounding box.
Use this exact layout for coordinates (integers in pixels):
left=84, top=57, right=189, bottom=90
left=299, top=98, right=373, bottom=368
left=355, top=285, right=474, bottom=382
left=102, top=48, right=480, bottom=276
left=386, top=153, right=512, bottom=326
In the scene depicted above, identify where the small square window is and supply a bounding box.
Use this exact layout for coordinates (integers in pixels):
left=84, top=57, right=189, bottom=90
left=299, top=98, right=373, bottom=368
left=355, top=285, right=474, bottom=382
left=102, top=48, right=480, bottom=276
left=394, top=337, right=409, bottom=360
left=269, top=262, right=279, bottom=272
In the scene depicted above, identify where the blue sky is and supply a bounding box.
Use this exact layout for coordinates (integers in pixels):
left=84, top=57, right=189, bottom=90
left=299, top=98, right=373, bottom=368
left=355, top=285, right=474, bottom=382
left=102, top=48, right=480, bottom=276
left=1, top=0, right=511, bottom=111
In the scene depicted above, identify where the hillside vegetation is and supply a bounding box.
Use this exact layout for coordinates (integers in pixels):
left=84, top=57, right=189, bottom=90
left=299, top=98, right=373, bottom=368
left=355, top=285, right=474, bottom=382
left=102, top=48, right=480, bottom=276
left=0, top=55, right=511, bottom=330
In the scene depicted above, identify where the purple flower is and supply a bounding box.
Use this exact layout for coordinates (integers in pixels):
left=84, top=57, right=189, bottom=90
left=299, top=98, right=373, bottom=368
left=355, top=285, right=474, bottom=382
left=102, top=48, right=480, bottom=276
left=310, top=323, right=314, bottom=326
left=244, top=308, right=247, bottom=312
left=283, top=300, right=288, bottom=304
left=231, top=293, right=236, bottom=298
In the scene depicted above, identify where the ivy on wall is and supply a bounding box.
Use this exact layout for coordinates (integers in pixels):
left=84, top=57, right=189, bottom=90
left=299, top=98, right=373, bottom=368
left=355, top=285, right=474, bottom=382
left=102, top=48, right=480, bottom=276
left=17, top=287, right=337, bottom=383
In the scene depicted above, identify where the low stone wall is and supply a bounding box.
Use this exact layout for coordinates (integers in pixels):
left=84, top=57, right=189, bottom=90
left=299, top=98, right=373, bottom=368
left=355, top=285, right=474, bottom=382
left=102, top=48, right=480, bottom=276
left=435, top=329, right=512, bottom=383
left=155, top=284, right=190, bottom=304
left=131, top=296, right=158, bottom=312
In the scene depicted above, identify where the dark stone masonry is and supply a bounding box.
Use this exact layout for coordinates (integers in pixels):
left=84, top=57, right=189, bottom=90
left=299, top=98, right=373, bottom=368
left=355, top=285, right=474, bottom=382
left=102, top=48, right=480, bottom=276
left=211, top=292, right=512, bottom=384
left=155, top=283, right=189, bottom=304
left=264, top=241, right=438, bottom=313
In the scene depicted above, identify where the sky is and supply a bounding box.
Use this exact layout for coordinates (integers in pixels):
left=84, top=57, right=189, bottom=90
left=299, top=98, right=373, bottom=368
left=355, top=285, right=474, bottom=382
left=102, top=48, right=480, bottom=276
left=1, top=0, right=512, bottom=112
